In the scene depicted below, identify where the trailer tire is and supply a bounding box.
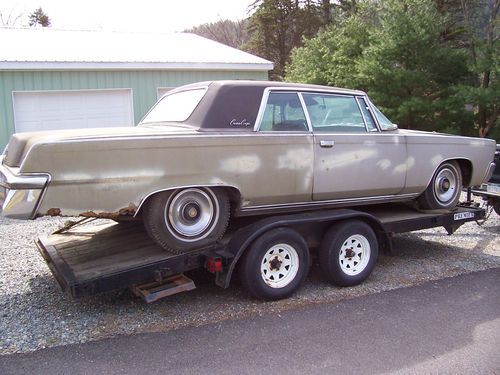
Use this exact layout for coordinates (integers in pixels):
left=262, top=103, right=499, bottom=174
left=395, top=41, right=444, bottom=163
left=143, top=187, right=230, bottom=254
left=239, top=228, right=310, bottom=300
left=319, top=220, right=378, bottom=287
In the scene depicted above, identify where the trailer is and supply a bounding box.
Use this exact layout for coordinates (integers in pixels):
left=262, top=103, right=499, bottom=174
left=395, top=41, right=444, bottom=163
left=36, top=202, right=485, bottom=303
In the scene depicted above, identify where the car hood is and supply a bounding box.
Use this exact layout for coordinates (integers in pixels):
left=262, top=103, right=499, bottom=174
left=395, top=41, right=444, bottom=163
left=3, top=124, right=197, bottom=167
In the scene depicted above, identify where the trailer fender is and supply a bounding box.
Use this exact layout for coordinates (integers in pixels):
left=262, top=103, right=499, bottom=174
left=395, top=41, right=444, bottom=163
left=215, top=209, right=391, bottom=289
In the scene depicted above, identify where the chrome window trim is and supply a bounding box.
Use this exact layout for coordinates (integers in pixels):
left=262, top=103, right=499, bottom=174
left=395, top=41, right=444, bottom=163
left=356, top=96, right=379, bottom=133
left=254, top=87, right=365, bottom=132
left=297, top=93, right=313, bottom=132
left=253, top=88, right=271, bottom=132
left=255, top=90, right=310, bottom=133
left=300, top=92, right=368, bottom=133
left=366, top=97, right=398, bottom=131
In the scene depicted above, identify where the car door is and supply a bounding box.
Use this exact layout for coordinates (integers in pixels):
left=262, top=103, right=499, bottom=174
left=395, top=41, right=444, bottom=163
left=248, top=90, right=314, bottom=206
left=301, top=93, right=407, bottom=201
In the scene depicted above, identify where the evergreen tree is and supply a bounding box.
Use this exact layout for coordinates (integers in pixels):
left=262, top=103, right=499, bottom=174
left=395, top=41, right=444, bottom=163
left=28, top=7, right=50, bottom=27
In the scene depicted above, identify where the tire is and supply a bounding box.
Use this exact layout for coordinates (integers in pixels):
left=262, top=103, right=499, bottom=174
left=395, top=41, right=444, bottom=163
left=143, top=187, right=230, bottom=253
left=319, top=220, right=378, bottom=287
left=239, top=228, right=310, bottom=300
left=492, top=199, right=500, bottom=216
left=418, top=161, right=462, bottom=210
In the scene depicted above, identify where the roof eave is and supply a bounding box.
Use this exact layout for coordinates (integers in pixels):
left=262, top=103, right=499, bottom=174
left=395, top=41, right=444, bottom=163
left=0, top=61, right=274, bottom=71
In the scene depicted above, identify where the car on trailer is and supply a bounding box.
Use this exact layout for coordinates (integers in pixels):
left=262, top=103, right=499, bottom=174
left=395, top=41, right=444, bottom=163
left=0, top=81, right=496, bottom=255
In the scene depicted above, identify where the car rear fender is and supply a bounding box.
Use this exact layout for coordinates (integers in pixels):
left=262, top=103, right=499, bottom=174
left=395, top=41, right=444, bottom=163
left=134, top=184, right=242, bottom=217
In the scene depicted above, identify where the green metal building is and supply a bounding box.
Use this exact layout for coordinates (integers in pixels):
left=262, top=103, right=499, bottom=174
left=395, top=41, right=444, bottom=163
left=0, top=28, right=272, bottom=149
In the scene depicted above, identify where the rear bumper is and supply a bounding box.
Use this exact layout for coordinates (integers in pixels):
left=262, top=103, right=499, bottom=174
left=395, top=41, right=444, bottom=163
left=0, top=156, right=50, bottom=219
left=482, top=162, right=496, bottom=184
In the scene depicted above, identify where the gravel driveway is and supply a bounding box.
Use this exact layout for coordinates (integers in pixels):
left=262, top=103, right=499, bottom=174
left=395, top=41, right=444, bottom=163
left=1, top=206, right=499, bottom=355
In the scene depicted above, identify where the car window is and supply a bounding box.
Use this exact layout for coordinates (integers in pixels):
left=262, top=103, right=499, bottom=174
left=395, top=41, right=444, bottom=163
left=357, top=97, right=377, bottom=132
left=371, top=104, right=395, bottom=130
left=259, top=92, right=308, bottom=132
left=302, top=93, right=366, bottom=133
left=141, top=88, right=207, bottom=124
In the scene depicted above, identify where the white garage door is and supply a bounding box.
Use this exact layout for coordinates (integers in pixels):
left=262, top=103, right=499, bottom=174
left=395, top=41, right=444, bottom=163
left=13, top=89, right=134, bottom=132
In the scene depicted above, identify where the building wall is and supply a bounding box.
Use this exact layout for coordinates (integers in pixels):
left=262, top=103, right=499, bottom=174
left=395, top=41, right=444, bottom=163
left=0, top=69, right=268, bottom=149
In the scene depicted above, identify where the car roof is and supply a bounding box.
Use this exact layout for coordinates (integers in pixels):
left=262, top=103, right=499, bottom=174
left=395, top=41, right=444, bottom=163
left=177, top=80, right=366, bottom=96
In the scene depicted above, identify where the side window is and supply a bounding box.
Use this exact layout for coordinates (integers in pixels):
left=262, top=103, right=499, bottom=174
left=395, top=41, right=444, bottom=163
left=259, top=92, right=308, bottom=132
left=371, top=104, right=396, bottom=130
left=356, top=97, right=377, bottom=132
left=302, top=93, right=367, bottom=133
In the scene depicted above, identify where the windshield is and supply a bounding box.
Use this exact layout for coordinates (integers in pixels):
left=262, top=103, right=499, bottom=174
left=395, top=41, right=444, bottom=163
left=372, top=104, right=396, bottom=130
left=141, top=88, right=207, bottom=124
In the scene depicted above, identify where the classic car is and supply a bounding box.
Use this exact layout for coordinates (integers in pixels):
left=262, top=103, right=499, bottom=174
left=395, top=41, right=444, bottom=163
left=0, top=80, right=496, bottom=253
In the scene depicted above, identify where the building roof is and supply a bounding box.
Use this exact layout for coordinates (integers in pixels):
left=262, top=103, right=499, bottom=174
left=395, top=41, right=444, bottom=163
left=0, top=28, right=273, bottom=71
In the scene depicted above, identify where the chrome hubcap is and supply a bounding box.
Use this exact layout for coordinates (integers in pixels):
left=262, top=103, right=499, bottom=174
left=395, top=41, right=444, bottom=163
left=165, top=188, right=218, bottom=241
left=434, top=168, right=457, bottom=204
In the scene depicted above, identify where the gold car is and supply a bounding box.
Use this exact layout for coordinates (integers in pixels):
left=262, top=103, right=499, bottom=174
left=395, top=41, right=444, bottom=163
left=1, top=81, right=496, bottom=252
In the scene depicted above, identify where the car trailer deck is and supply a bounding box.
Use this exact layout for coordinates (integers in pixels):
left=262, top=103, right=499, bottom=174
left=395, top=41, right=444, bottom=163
left=37, top=203, right=486, bottom=303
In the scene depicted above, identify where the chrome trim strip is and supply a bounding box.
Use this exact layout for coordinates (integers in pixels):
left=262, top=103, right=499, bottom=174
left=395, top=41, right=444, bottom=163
left=239, top=193, right=420, bottom=214
left=253, top=88, right=270, bottom=132
left=297, top=93, right=313, bottom=132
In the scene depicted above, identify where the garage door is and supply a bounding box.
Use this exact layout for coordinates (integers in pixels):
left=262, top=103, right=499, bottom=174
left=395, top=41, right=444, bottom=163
left=13, top=89, right=134, bottom=132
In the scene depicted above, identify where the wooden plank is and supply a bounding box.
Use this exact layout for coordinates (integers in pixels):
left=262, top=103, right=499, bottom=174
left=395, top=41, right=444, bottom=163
left=45, top=221, right=178, bottom=282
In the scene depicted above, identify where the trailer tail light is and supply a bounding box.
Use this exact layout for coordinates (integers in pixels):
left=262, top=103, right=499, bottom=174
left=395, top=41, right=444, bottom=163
left=206, top=257, right=223, bottom=273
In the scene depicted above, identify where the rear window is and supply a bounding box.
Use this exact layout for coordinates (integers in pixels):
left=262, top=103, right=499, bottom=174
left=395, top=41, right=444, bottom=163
left=141, top=88, right=206, bottom=124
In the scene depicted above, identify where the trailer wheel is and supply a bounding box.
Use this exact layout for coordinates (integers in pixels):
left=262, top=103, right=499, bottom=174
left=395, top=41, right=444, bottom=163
left=418, top=161, right=462, bottom=210
left=143, top=187, right=230, bottom=253
left=319, top=220, right=378, bottom=287
left=239, top=228, right=310, bottom=300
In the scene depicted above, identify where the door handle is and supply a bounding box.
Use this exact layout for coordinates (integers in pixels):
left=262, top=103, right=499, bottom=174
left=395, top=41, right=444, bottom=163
left=319, top=140, right=335, bottom=148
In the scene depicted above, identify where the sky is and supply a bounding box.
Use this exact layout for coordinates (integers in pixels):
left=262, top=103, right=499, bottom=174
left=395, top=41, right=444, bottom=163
left=0, top=0, right=255, bottom=33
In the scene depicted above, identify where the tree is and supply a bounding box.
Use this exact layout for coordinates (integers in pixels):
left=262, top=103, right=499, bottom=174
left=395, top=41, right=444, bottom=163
left=185, top=19, right=250, bottom=49
left=286, top=3, right=374, bottom=86
left=456, top=0, right=499, bottom=138
left=356, top=0, right=471, bottom=132
left=286, top=0, right=476, bottom=135
left=0, top=9, right=23, bottom=26
left=244, top=0, right=324, bottom=80
left=28, top=7, right=50, bottom=27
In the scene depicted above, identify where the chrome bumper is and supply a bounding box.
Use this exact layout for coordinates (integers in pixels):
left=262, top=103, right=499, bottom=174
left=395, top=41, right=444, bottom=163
left=0, top=156, right=49, bottom=219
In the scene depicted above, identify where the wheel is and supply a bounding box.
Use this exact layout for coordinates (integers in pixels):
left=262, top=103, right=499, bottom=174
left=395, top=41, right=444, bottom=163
left=143, top=187, right=230, bottom=253
left=239, top=228, right=310, bottom=300
left=492, top=198, right=500, bottom=216
left=319, top=220, right=378, bottom=287
left=418, top=161, right=462, bottom=210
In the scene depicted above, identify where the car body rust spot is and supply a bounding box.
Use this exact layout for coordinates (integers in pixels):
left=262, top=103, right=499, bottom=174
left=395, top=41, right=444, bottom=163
left=47, top=208, right=61, bottom=216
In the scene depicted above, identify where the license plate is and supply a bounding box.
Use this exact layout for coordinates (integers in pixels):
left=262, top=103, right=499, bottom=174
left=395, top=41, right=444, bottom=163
left=454, top=212, right=475, bottom=221
left=486, top=184, right=500, bottom=193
